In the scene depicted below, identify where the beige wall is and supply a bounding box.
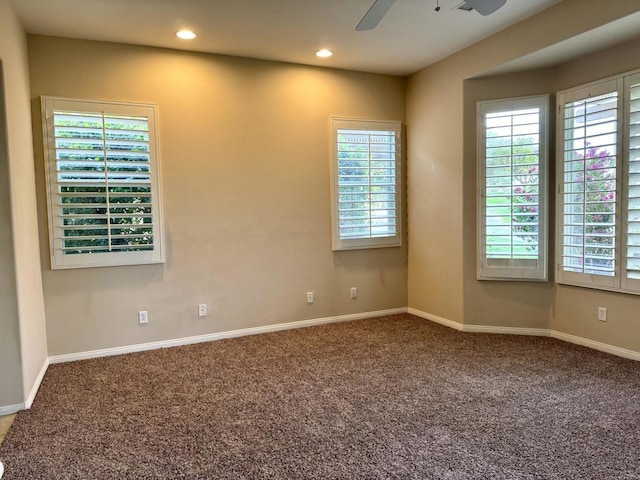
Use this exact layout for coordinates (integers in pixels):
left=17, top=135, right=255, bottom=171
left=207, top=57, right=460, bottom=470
left=406, top=64, right=465, bottom=323
left=0, top=0, right=48, bottom=410
left=0, top=62, right=23, bottom=408
left=407, top=0, right=640, bottom=338
left=27, top=36, right=407, bottom=356
left=462, top=70, right=556, bottom=329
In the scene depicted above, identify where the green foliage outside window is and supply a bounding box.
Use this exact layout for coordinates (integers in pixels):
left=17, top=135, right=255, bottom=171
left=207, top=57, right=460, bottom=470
left=55, top=114, right=154, bottom=254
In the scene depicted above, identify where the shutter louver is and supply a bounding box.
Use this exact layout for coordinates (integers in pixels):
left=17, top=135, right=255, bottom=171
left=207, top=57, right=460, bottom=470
left=337, top=129, right=397, bottom=240
left=54, top=111, right=154, bottom=254
left=561, top=92, right=618, bottom=277
left=484, top=107, right=541, bottom=263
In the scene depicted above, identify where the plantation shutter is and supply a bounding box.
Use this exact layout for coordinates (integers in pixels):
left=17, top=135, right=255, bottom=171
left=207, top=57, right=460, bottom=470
left=330, top=118, right=402, bottom=251
left=557, top=81, right=620, bottom=288
left=477, top=96, right=549, bottom=281
left=623, top=73, right=640, bottom=291
left=42, top=97, right=164, bottom=269
left=556, top=69, right=640, bottom=295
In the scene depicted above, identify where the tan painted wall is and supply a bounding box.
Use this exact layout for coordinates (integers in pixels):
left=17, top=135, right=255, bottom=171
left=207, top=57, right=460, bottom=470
left=407, top=0, right=640, bottom=330
left=406, top=64, right=465, bottom=323
left=27, top=36, right=407, bottom=356
left=0, top=0, right=48, bottom=408
left=462, top=70, right=556, bottom=329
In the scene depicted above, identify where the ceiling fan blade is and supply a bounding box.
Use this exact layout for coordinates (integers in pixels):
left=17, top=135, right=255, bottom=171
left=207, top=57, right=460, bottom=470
left=356, top=0, right=396, bottom=31
left=465, top=0, right=506, bottom=16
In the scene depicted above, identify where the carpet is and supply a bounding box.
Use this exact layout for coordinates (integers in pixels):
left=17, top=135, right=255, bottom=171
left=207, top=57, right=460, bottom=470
left=1, top=314, right=639, bottom=479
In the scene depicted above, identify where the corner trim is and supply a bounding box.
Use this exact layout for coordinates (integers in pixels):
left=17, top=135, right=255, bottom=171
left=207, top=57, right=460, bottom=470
left=49, top=308, right=408, bottom=364
left=25, top=358, right=50, bottom=409
left=0, top=358, right=49, bottom=414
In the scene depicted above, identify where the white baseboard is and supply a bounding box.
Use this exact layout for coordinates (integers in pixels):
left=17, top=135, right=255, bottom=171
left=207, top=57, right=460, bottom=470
left=463, top=325, right=550, bottom=336
left=407, top=308, right=463, bottom=330
left=550, top=330, right=640, bottom=361
left=408, top=308, right=640, bottom=361
left=49, top=308, right=408, bottom=364
left=0, top=403, right=24, bottom=416
left=7, top=307, right=637, bottom=415
left=405, top=309, right=547, bottom=336
left=25, top=358, right=49, bottom=409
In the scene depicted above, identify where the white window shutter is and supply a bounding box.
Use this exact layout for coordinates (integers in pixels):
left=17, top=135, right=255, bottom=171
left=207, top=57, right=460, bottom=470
left=623, top=73, right=640, bottom=292
left=556, top=80, right=621, bottom=289
left=330, top=118, right=402, bottom=251
left=42, top=97, right=164, bottom=269
left=477, top=95, right=549, bottom=281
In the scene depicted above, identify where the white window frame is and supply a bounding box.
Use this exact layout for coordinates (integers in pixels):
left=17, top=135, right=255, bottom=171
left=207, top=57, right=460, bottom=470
left=330, top=118, right=402, bottom=251
left=477, top=95, right=549, bottom=281
left=556, top=69, right=640, bottom=295
left=41, top=96, right=164, bottom=269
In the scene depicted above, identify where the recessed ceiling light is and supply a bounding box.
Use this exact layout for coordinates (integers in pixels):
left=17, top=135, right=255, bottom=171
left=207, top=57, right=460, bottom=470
left=316, top=49, right=333, bottom=58
left=176, top=30, right=197, bottom=40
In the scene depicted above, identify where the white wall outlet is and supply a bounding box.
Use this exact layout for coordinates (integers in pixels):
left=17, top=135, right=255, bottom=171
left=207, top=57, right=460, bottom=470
left=306, top=291, right=314, bottom=304
left=350, top=287, right=358, bottom=299
left=138, top=310, right=148, bottom=324
left=597, top=307, right=607, bottom=322
left=198, top=304, right=208, bottom=317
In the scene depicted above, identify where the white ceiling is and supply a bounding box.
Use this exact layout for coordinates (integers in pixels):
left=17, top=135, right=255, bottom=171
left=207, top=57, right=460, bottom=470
left=10, top=0, right=564, bottom=76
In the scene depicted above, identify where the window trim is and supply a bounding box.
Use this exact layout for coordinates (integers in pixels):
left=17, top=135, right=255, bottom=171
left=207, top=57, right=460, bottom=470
left=330, top=117, right=402, bottom=251
left=555, top=70, right=640, bottom=295
left=476, top=95, right=550, bottom=281
left=555, top=79, right=621, bottom=290
left=41, top=96, right=165, bottom=270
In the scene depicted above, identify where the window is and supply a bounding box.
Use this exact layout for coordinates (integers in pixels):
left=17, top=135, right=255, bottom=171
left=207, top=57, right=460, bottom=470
left=41, top=97, right=164, bottom=269
left=477, top=96, right=549, bottom=281
left=556, top=71, right=640, bottom=294
left=330, top=118, right=402, bottom=251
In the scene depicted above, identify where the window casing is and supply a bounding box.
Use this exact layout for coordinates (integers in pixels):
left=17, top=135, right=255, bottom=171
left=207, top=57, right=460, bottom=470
left=556, top=71, right=640, bottom=294
left=330, top=118, right=402, bottom=251
left=477, top=95, right=549, bottom=281
left=42, top=96, right=164, bottom=269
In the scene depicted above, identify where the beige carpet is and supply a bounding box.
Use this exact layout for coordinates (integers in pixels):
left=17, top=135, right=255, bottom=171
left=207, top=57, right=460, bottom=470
left=1, top=314, right=639, bottom=479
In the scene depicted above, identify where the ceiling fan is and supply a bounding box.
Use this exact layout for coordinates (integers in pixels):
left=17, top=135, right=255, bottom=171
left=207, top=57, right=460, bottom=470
left=356, top=0, right=507, bottom=31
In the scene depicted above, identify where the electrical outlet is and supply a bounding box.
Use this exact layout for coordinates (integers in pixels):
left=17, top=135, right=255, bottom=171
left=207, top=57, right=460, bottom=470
left=597, top=307, right=607, bottom=322
left=306, top=291, right=314, bottom=304
left=350, top=287, right=358, bottom=299
left=138, top=310, right=148, bottom=324
left=198, top=304, right=208, bottom=317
